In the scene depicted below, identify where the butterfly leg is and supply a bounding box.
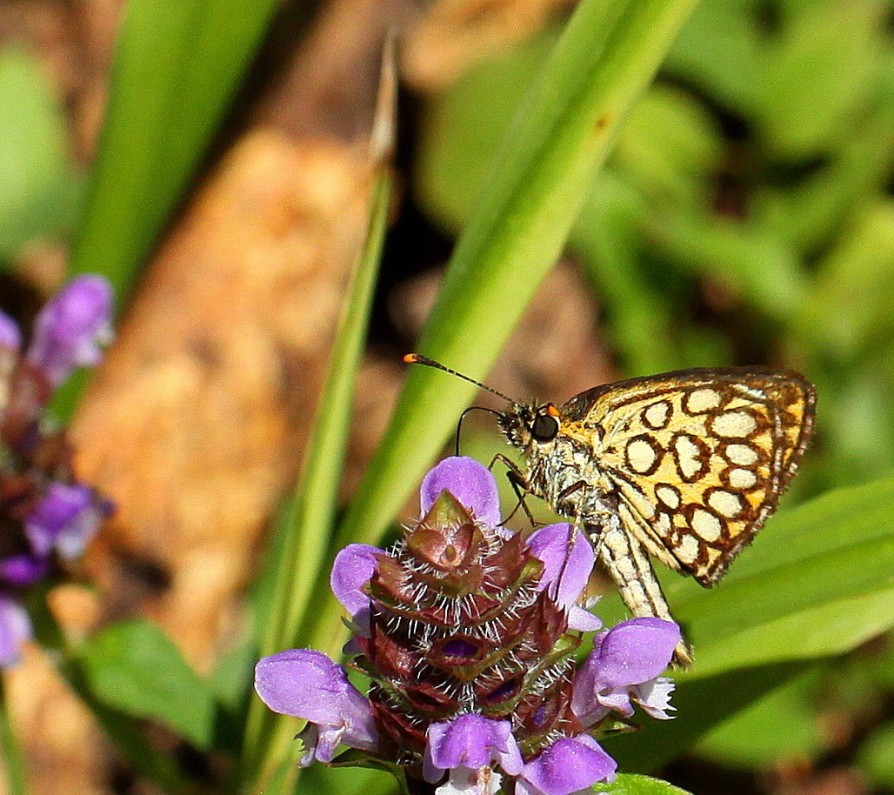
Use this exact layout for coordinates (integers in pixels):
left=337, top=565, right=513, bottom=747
left=593, top=517, right=694, bottom=668
left=488, top=454, right=539, bottom=527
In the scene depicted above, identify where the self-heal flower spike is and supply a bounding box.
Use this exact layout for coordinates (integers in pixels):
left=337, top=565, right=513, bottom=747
left=255, top=457, right=679, bottom=794
left=0, top=275, right=114, bottom=667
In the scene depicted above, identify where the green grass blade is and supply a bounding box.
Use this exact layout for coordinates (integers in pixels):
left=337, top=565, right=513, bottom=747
left=69, top=0, right=280, bottom=296
left=0, top=674, right=28, bottom=795
left=338, top=0, right=699, bottom=553
left=241, top=47, right=397, bottom=793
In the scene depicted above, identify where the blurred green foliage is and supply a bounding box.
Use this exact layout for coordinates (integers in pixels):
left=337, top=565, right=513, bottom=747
left=415, top=0, right=894, bottom=496
left=0, top=47, right=82, bottom=261
left=414, top=0, right=894, bottom=787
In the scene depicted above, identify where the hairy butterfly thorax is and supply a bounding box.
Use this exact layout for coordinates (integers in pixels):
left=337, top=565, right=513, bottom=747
left=404, top=354, right=817, bottom=667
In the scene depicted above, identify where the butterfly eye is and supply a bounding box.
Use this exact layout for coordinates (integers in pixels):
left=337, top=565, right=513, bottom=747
left=530, top=413, right=559, bottom=442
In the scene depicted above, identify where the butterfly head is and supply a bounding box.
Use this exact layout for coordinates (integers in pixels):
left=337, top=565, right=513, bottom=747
left=498, top=402, right=562, bottom=453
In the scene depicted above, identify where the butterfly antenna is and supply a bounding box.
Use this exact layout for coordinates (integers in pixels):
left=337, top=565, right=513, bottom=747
left=403, top=353, right=515, bottom=404
left=455, top=405, right=503, bottom=455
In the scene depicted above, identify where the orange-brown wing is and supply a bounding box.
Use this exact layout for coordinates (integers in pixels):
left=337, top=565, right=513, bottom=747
left=561, top=368, right=815, bottom=586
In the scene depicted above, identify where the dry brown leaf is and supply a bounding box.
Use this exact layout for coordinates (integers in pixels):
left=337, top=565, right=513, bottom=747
left=401, top=0, right=575, bottom=91
left=72, top=129, right=375, bottom=669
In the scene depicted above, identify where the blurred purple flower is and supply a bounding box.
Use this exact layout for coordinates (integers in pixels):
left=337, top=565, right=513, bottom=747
left=0, top=275, right=114, bottom=667
left=0, top=554, right=51, bottom=588
left=0, top=311, right=21, bottom=352
left=24, top=482, right=98, bottom=558
left=26, top=275, right=113, bottom=387
left=0, top=597, right=31, bottom=667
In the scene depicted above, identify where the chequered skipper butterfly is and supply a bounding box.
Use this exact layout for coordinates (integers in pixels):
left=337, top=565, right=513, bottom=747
left=405, top=355, right=816, bottom=666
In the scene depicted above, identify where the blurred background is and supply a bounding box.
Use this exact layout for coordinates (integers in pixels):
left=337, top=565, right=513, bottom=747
left=1, top=0, right=894, bottom=792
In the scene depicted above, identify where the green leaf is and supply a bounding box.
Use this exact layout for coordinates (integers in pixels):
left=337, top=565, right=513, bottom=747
left=0, top=674, right=27, bottom=795
left=858, top=721, right=894, bottom=790
left=0, top=46, right=81, bottom=259
left=663, top=0, right=760, bottom=113
left=339, top=0, right=699, bottom=562
left=677, top=475, right=894, bottom=666
left=693, top=669, right=825, bottom=767
left=595, top=773, right=692, bottom=794
left=793, top=202, right=894, bottom=361
left=604, top=661, right=810, bottom=772
left=755, top=3, right=888, bottom=158
left=69, top=0, right=280, bottom=296
left=79, top=620, right=215, bottom=749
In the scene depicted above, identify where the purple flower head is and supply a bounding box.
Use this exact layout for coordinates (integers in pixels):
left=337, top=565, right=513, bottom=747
left=255, top=456, right=680, bottom=789
left=255, top=649, right=378, bottom=765
left=26, top=275, right=113, bottom=387
left=0, top=597, right=32, bottom=667
left=423, top=714, right=523, bottom=784
left=572, top=617, right=680, bottom=725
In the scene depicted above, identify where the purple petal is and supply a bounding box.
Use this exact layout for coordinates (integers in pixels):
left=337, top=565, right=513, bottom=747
left=0, top=597, right=31, bottom=667
left=516, top=736, right=616, bottom=795
left=26, top=275, right=113, bottom=386
left=330, top=544, right=380, bottom=622
left=424, top=714, right=523, bottom=783
left=0, top=554, right=51, bottom=587
left=567, top=606, right=602, bottom=633
left=0, top=311, right=21, bottom=351
left=420, top=457, right=501, bottom=528
left=591, top=617, right=680, bottom=688
left=527, top=524, right=596, bottom=615
left=24, top=482, right=94, bottom=557
left=254, top=649, right=378, bottom=757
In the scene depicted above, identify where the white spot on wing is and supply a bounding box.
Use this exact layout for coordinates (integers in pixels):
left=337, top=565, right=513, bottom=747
left=656, top=485, right=681, bottom=509
left=713, top=411, right=757, bottom=438
left=707, top=489, right=744, bottom=518
left=643, top=401, right=671, bottom=429
left=676, top=533, right=700, bottom=563
left=685, top=388, right=722, bottom=414
left=626, top=438, right=658, bottom=474
left=728, top=467, right=757, bottom=489
left=726, top=443, right=759, bottom=466
left=690, top=507, right=723, bottom=542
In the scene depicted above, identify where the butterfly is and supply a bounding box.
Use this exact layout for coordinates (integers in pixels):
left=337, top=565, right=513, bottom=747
left=405, top=354, right=817, bottom=666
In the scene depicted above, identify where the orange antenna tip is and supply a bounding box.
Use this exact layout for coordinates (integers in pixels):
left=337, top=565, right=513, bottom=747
left=401, top=353, right=515, bottom=404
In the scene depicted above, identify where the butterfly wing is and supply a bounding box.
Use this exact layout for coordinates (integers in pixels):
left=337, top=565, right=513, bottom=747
left=561, top=368, right=816, bottom=586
